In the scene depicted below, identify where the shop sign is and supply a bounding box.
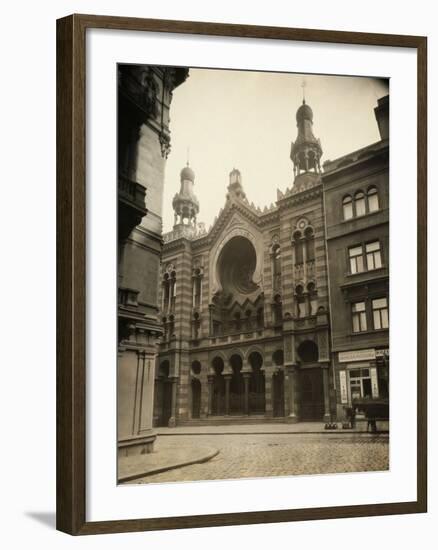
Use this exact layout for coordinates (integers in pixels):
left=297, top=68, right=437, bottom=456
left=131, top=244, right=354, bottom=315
left=370, top=367, right=379, bottom=398
left=338, top=349, right=376, bottom=363
left=339, top=370, right=349, bottom=404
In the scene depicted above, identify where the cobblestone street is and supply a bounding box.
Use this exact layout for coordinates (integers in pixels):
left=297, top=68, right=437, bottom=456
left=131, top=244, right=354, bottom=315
left=128, top=432, right=389, bottom=484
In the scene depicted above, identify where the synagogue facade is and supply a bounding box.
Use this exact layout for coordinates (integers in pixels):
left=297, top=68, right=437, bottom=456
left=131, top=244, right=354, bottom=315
left=154, top=100, right=334, bottom=426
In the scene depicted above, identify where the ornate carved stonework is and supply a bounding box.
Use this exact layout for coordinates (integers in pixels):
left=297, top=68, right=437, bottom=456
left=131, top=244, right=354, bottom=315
left=159, top=131, right=171, bottom=158
left=141, top=69, right=160, bottom=120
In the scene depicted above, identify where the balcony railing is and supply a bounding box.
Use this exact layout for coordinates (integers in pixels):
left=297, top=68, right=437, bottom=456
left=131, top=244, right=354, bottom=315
left=118, top=287, right=139, bottom=308
left=118, top=174, right=148, bottom=240
left=118, top=174, right=147, bottom=214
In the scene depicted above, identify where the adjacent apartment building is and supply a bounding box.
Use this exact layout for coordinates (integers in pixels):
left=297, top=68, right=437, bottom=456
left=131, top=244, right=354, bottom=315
left=323, top=95, right=389, bottom=421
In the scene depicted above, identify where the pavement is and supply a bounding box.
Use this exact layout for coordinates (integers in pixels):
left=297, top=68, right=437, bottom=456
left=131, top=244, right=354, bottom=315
left=118, top=437, right=219, bottom=482
left=120, top=423, right=389, bottom=485
left=156, top=420, right=389, bottom=436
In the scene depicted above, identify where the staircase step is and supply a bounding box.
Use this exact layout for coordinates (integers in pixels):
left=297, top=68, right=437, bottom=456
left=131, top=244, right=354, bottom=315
left=179, top=416, right=288, bottom=426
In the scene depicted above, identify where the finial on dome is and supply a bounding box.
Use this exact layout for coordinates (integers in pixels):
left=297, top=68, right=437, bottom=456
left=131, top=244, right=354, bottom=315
left=290, top=89, right=323, bottom=182
left=301, top=79, right=306, bottom=104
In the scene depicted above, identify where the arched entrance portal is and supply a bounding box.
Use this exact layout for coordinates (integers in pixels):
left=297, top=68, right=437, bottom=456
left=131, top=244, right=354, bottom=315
left=191, top=378, right=201, bottom=418
left=229, top=354, right=244, bottom=414
left=272, top=350, right=285, bottom=417
left=211, top=356, right=225, bottom=415
left=297, top=340, right=324, bottom=420
left=154, top=360, right=172, bottom=427
left=248, top=351, right=265, bottom=413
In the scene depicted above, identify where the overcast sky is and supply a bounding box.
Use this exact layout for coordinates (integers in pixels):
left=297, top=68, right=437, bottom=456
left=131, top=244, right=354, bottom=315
left=162, top=68, right=389, bottom=232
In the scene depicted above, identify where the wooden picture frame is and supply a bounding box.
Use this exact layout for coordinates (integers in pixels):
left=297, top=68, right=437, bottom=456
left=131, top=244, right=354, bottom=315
left=56, top=13, right=427, bottom=535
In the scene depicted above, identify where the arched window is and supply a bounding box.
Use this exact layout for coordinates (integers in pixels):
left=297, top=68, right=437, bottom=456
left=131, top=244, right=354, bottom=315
left=192, top=312, right=201, bottom=340
left=297, top=340, right=319, bottom=363
left=272, top=244, right=281, bottom=291
left=245, top=309, right=252, bottom=330
left=273, top=294, right=283, bottom=325
left=355, top=191, right=366, bottom=217
left=192, top=268, right=202, bottom=309
left=307, top=282, right=318, bottom=315
left=296, top=285, right=307, bottom=318
left=343, top=195, right=353, bottom=220
left=256, top=307, right=264, bottom=329
left=272, top=349, right=284, bottom=366
left=305, top=227, right=315, bottom=262
left=234, top=311, right=241, bottom=332
left=293, top=231, right=303, bottom=264
left=168, top=315, right=175, bottom=339
left=212, top=320, right=222, bottom=336
left=367, top=186, right=379, bottom=212
left=169, top=271, right=177, bottom=312
left=162, top=273, right=170, bottom=311
left=191, top=360, right=201, bottom=375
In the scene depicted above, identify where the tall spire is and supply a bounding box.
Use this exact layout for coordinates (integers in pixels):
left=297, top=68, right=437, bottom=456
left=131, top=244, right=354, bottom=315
left=301, top=78, right=306, bottom=103
left=290, top=91, right=323, bottom=189
left=172, top=162, right=199, bottom=227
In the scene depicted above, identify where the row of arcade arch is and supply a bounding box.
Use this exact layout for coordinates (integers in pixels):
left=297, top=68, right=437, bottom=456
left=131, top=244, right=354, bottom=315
left=210, top=351, right=266, bottom=416
left=154, top=340, right=326, bottom=425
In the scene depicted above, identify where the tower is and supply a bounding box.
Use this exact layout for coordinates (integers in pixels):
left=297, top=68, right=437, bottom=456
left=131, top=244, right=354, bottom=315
left=226, top=168, right=247, bottom=201
left=172, top=163, right=200, bottom=227
left=290, top=99, right=323, bottom=190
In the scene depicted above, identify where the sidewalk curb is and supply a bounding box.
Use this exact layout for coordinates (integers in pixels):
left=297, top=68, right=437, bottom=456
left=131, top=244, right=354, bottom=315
left=119, top=448, right=220, bottom=483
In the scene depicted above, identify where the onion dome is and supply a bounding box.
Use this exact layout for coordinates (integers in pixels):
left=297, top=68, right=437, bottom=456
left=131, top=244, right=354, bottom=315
left=172, top=163, right=199, bottom=227
left=296, top=100, right=313, bottom=124
left=180, top=164, right=195, bottom=182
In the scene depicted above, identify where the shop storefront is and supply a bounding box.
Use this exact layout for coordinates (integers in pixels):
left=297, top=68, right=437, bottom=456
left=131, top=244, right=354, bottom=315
left=336, top=348, right=389, bottom=419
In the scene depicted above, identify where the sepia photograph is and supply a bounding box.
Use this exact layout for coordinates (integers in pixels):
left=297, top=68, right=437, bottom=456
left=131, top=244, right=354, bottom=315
left=117, top=65, right=390, bottom=485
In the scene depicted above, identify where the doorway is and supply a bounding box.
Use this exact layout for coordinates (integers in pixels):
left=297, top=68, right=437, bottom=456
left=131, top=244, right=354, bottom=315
left=272, top=370, right=285, bottom=417
left=300, top=369, right=324, bottom=420
left=155, top=360, right=173, bottom=426
left=191, top=378, right=201, bottom=418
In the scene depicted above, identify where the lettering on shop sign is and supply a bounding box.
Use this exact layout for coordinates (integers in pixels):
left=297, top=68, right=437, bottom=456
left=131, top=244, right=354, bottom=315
left=370, top=367, right=379, bottom=398
left=339, top=370, right=348, bottom=404
left=338, top=349, right=376, bottom=363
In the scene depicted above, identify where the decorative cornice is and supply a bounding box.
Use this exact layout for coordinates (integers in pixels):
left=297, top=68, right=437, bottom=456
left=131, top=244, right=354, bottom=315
left=277, top=184, right=323, bottom=210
